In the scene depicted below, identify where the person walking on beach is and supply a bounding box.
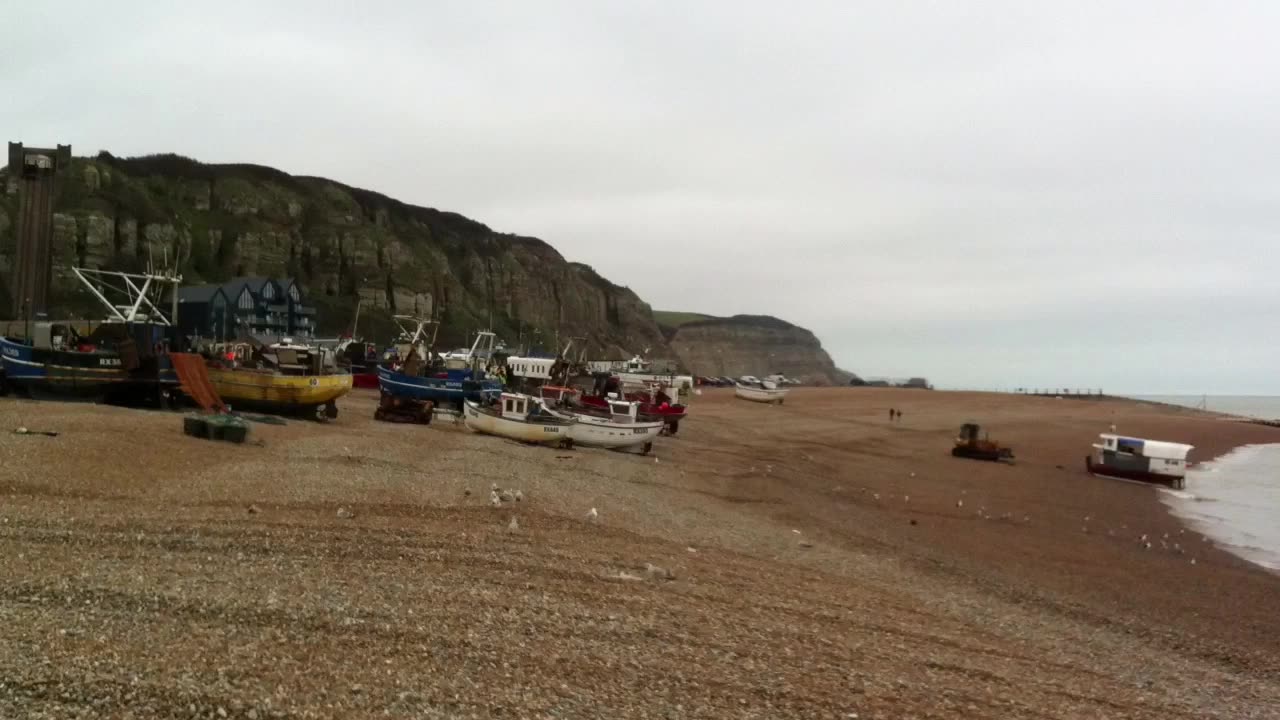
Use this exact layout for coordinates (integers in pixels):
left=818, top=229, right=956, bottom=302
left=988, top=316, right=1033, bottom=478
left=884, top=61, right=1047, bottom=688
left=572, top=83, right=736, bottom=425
left=889, top=408, right=895, bottom=422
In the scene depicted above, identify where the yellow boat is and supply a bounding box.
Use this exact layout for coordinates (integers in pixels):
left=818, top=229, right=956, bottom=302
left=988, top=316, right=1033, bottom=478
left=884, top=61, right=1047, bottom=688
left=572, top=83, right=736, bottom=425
left=207, top=367, right=352, bottom=419
left=204, top=339, right=353, bottom=420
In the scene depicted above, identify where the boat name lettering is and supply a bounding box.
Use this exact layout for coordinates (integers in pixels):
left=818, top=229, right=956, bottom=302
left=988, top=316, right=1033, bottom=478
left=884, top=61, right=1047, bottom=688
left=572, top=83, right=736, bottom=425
left=1, top=347, right=19, bottom=358
left=99, top=358, right=122, bottom=367
left=544, top=427, right=560, bottom=433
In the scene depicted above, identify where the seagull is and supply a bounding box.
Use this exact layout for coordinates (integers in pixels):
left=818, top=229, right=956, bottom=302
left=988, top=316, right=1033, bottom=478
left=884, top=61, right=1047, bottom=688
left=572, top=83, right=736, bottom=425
left=1190, top=558, right=1197, bottom=565
left=903, top=495, right=910, bottom=503
left=514, top=490, right=524, bottom=502
left=872, top=493, right=880, bottom=501
left=489, top=491, right=501, bottom=507
left=507, top=516, right=519, bottom=532
left=1140, top=534, right=1148, bottom=542
left=491, top=483, right=499, bottom=492
left=956, top=500, right=964, bottom=508
left=586, top=507, right=598, bottom=522
left=1143, top=542, right=1152, bottom=550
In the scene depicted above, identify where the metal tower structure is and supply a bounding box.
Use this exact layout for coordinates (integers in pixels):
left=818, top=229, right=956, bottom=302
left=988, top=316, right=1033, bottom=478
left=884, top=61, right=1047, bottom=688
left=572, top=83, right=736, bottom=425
left=7, top=142, right=72, bottom=322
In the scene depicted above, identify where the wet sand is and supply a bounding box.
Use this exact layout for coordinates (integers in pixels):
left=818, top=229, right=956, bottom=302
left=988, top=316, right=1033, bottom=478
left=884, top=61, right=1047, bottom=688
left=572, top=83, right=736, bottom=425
left=1, top=388, right=1278, bottom=718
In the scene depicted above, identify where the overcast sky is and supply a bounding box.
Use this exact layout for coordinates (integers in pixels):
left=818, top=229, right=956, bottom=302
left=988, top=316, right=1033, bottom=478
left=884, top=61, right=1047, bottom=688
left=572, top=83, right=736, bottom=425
left=5, top=2, right=1278, bottom=393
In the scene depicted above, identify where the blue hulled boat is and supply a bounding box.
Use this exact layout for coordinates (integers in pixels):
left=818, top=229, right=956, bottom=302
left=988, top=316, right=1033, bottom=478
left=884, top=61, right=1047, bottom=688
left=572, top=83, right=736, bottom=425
left=377, top=365, right=502, bottom=407
left=0, top=268, right=185, bottom=402
left=376, top=319, right=504, bottom=410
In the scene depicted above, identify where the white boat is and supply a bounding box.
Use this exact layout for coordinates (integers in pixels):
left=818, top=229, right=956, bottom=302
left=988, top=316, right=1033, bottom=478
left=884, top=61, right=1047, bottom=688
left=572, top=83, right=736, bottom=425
left=463, top=393, right=576, bottom=446
left=546, top=395, right=664, bottom=452
left=1085, top=433, right=1193, bottom=490
left=735, top=381, right=789, bottom=404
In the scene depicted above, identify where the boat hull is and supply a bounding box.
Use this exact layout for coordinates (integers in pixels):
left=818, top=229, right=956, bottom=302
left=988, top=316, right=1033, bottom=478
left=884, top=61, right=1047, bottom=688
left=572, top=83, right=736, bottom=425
left=557, top=411, right=663, bottom=450
left=1085, top=456, right=1186, bottom=490
left=0, top=335, right=174, bottom=401
left=378, top=367, right=502, bottom=408
left=734, top=383, right=789, bottom=404
left=207, top=367, right=352, bottom=414
left=463, top=400, right=573, bottom=445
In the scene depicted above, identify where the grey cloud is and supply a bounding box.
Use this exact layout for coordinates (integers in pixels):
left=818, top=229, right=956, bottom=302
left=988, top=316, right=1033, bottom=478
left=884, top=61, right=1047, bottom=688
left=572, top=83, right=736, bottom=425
left=4, top=1, right=1279, bottom=392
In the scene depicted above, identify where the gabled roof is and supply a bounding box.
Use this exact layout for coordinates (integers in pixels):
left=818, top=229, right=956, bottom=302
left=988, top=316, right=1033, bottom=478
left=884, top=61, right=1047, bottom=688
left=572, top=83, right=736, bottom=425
left=176, top=285, right=224, bottom=303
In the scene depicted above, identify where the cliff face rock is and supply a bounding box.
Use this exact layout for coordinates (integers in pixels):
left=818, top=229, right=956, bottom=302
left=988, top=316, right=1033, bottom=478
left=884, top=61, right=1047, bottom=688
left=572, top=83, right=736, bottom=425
left=664, top=314, right=848, bottom=385
left=0, top=153, right=666, bottom=354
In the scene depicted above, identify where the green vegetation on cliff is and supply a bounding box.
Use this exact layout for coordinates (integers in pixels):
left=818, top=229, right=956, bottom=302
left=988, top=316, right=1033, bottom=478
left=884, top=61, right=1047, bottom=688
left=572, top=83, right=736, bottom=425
left=0, top=153, right=666, bottom=354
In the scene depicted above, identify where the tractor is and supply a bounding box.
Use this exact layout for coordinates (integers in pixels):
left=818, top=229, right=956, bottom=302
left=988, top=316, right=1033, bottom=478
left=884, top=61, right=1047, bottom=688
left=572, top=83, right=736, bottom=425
left=951, top=422, right=1015, bottom=462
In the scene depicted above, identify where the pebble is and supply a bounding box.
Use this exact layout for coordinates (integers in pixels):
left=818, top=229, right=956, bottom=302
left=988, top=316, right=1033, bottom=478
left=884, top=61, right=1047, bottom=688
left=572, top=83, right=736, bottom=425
left=336, top=507, right=354, bottom=519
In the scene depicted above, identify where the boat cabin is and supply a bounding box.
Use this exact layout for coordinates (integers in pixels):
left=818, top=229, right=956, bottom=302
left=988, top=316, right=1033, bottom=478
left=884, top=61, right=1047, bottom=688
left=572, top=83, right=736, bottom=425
left=506, top=355, right=558, bottom=381
left=497, top=392, right=552, bottom=421
left=1091, top=433, right=1194, bottom=479
left=604, top=398, right=639, bottom=422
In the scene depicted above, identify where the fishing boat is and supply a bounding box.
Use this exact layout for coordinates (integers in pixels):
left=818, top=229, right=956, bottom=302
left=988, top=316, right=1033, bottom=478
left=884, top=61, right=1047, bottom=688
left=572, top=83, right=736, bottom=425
left=204, top=337, right=352, bottom=420
left=335, top=338, right=380, bottom=389
left=550, top=394, right=660, bottom=450
left=377, top=316, right=503, bottom=411
left=576, top=375, right=689, bottom=434
left=735, top=379, right=789, bottom=404
left=328, top=299, right=379, bottom=389
left=0, top=267, right=185, bottom=403
left=463, top=392, right=575, bottom=446
left=1085, top=433, right=1193, bottom=490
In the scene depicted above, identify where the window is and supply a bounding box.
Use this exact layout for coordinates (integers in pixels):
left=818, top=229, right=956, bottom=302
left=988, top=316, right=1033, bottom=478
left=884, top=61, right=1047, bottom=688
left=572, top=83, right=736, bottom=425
left=238, top=290, right=254, bottom=310
left=289, top=285, right=300, bottom=301
left=263, top=284, right=274, bottom=299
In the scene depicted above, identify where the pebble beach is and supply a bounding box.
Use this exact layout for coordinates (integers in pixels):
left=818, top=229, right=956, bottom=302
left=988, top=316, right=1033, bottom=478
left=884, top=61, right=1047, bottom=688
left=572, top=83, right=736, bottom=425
left=2, top=388, right=1278, bottom=719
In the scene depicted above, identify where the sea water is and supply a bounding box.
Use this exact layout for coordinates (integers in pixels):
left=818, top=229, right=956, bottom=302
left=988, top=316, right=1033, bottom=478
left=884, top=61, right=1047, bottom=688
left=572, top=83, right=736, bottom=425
left=1132, top=395, right=1280, bottom=571
left=1161, top=445, right=1280, bottom=571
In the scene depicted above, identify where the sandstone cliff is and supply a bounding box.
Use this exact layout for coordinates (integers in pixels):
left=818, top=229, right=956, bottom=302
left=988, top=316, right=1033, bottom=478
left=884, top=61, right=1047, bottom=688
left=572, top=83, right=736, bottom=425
left=0, top=153, right=666, bottom=354
left=661, top=313, right=849, bottom=385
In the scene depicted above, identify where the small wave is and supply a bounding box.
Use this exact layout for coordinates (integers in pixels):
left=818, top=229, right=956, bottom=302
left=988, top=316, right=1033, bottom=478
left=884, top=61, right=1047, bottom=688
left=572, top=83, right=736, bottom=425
left=1159, top=489, right=1197, bottom=500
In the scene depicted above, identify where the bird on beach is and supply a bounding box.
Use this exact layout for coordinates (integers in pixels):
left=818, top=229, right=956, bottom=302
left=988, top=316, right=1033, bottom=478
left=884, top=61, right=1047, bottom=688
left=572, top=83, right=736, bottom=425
left=1191, top=558, right=1197, bottom=565
left=1143, top=542, right=1152, bottom=550
left=507, top=516, right=519, bottom=532
left=491, top=483, right=499, bottom=492
left=490, top=490, right=501, bottom=507
left=956, top=500, right=964, bottom=508
left=514, top=490, right=524, bottom=502
left=1140, top=534, right=1148, bottom=542
left=586, top=507, right=599, bottom=522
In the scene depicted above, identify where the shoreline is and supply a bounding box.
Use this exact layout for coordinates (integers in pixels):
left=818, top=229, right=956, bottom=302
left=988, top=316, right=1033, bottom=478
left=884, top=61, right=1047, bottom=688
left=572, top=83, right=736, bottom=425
left=1163, top=442, right=1280, bottom=573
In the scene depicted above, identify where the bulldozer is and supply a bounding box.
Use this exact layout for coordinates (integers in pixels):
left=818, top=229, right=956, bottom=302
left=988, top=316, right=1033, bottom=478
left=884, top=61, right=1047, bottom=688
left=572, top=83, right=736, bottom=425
left=951, top=423, right=1015, bottom=462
